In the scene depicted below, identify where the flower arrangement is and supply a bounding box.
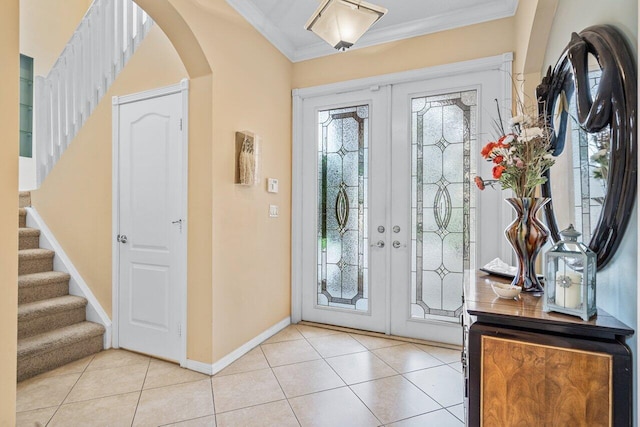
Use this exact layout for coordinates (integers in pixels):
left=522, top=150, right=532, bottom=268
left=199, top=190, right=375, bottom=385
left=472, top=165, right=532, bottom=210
left=475, top=103, right=555, bottom=198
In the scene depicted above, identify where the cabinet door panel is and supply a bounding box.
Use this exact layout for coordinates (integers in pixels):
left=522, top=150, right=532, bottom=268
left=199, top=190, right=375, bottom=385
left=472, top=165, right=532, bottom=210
left=481, top=336, right=611, bottom=426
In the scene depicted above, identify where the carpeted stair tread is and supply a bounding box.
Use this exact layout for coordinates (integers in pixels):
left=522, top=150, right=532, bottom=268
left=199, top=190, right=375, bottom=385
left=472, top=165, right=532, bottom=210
left=19, top=227, right=40, bottom=250
left=18, top=295, right=87, bottom=320
left=19, top=271, right=70, bottom=287
left=19, top=227, right=40, bottom=237
left=18, top=271, right=71, bottom=304
left=19, top=248, right=55, bottom=275
left=18, top=322, right=105, bottom=358
left=19, top=248, right=55, bottom=259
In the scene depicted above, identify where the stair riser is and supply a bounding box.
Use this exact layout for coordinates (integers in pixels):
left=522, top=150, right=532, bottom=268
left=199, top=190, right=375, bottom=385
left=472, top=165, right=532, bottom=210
left=19, top=282, right=70, bottom=304
left=19, top=256, right=54, bottom=275
left=19, top=307, right=86, bottom=339
left=19, top=193, right=31, bottom=209
left=19, top=214, right=26, bottom=228
left=17, top=334, right=103, bottom=382
left=19, top=235, right=39, bottom=250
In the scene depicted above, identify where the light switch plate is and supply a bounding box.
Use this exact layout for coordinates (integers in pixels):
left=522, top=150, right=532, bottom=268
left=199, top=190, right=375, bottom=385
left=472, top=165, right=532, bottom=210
left=267, top=178, right=279, bottom=193
left=269, top=205, right=279, bottom=217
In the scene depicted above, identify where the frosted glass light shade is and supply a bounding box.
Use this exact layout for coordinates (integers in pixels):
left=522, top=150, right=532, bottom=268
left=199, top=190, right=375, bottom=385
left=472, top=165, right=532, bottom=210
left=305, top=0, right=387, bottom=51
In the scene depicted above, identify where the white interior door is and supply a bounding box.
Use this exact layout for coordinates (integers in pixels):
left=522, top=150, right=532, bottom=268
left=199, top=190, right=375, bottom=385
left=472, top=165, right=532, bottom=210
left=115, top=87, right=187, bottom=362
left=301, top=87, right=390, bottom=333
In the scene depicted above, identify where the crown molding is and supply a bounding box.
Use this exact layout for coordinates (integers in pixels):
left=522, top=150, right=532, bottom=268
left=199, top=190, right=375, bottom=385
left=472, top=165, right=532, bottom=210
left=226, top=0, right=519, bottom=63
left=225, top=0, right=297, bottom=60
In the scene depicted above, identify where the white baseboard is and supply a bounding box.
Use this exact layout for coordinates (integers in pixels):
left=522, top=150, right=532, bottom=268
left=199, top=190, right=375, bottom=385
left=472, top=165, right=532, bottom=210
left=25, top=207, right=112, bottom=349
left=185, top=359, right=214, bottom=375
left=186, top=317, right=291, bottom=376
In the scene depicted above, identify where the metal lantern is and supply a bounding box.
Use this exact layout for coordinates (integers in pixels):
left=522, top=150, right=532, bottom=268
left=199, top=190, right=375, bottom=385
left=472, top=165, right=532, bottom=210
left=543, top=224, right=597, bottom=321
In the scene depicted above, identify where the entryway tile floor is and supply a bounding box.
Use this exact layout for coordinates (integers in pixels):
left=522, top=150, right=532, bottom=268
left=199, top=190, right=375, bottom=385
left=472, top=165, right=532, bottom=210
left=16, top=324, right=465, bottom=426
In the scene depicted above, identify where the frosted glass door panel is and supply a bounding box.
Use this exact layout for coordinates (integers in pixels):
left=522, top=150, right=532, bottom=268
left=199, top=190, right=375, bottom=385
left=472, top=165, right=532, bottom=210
left=317, top=106, right=369, bottom=312
left=411, top=91, right=476, bottom=321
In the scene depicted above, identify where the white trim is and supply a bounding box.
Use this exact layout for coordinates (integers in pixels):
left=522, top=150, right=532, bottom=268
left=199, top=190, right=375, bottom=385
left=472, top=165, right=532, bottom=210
left=26, top=207, right=112, bottom=349
left=291, top=94, right=303, bottom=324
left=210, top=317, right=291, bottom=375
left=184, top=317, right=291, bottom=375
left=223, top=0, right=296, bottom=61
left=226, top=0, right=518, bottom=62
left=111, top=79, right=189, bottom=366
left=293, top=53, right=513, bottom=98
left=111, top=94, right=120, bottom=349
left=179, top=78, right=190, bottom=368
left=498, top=57, right=515, bottom=264
left=185, top=359, right=214, bottom=376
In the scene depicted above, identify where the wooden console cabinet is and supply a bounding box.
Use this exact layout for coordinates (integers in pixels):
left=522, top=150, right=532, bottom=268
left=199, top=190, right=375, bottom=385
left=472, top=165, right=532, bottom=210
left=463, top=272, right=633, bottom=426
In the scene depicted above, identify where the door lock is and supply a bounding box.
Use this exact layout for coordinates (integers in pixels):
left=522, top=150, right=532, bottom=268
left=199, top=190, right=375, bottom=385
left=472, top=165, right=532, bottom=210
left=393, top=225, right=401, bottom=233
left=377, top=225, right=385, bottom=233
left=117, top=234, right=128, bottom=244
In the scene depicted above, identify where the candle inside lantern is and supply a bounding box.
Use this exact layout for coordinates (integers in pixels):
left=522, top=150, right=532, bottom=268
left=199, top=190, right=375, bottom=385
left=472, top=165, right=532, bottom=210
left=555, top=271, right=582, bottom=309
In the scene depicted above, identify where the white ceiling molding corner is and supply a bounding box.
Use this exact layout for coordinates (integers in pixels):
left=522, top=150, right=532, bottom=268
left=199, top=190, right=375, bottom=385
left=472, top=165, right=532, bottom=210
left=225, top=0, right=297, bottom=61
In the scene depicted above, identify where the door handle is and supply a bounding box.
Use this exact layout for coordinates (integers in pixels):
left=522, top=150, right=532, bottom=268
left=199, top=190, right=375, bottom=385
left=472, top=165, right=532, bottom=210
left=392, top=241, right=406, bottom=249
left=117, top=234, right=128, bottom=244
left=172, top=219, right=183, bottom=232
left=370, top=240, right=385, bottom=248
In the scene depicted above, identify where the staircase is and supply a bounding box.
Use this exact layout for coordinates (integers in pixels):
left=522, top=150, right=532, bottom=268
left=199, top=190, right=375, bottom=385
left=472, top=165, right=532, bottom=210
left=17, top=192, right=104, bottom=381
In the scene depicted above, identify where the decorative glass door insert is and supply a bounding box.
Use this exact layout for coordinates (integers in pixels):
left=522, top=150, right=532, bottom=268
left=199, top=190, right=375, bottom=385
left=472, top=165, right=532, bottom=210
left=410, top=90, right=476, bottom=321
left=317, top=105, right=369, bottom=312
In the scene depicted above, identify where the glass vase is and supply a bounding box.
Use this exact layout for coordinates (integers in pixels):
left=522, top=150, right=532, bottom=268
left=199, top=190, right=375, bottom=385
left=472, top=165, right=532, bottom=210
left=504, top=197, right=550, bottom=293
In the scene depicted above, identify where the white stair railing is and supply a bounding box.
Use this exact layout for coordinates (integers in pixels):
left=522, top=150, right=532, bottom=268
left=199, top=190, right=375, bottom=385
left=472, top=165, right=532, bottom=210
left=35, top=0, right=154, bottom=186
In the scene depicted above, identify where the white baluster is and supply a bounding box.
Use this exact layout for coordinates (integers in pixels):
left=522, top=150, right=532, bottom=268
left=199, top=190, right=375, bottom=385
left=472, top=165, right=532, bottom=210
left=58, top=55, right=68, bottom=152
left=114, top=0, right=124, bottom=75
left=34, top=0, right=154, bottom=185
left=134, top=4, right=144, bottom=49
left=124, top=0, right=133, bottom=62
left=105, top=0, right=115, bottom=87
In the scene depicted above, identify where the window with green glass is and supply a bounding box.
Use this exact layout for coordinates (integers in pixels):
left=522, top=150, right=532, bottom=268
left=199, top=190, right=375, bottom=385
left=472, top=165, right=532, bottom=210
left=20, top=54, right=34, bottom=158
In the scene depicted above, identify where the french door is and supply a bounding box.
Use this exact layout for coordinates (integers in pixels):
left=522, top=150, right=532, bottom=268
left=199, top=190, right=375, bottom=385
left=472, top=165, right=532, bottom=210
left=297, top=63, right=507, bottom=344
left=301, top=88, right=390, bottom=333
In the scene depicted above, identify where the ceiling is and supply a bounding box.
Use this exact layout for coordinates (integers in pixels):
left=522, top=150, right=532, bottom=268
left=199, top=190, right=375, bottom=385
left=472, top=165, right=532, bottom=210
left=224, top=0, right=519, bottom=62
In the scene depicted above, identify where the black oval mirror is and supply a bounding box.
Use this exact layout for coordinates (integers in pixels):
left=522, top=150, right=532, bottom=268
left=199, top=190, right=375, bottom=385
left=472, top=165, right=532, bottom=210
left=537, top=25, right=637, bottom=269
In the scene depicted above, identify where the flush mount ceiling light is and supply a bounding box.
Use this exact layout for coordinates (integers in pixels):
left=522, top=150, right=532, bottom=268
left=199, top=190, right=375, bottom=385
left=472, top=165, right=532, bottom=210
left=304, top=0, right=388, bottom=51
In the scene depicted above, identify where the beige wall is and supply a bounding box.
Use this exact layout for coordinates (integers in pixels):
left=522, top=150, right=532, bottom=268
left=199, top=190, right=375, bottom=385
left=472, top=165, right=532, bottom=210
left=293, top=18, right=516, bottom=88
left=0, top=1, right=19, bottom=423
left=31, top=0, right=293, bottom=365
left=20, top=0, right=92, bottom=76
left=170, top=0, right=293, bottom=362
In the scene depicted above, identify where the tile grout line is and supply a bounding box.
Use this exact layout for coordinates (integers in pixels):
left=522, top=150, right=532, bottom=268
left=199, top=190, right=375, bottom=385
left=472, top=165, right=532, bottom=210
left=313, top=342, right=384, bottom=427
left=208, top=368, right=217, bottom=427
left=130, top=358, right=152, bottom=427
left=266, top=348, right=303, bottom=427
left=44, top=354, right=97, bottom=426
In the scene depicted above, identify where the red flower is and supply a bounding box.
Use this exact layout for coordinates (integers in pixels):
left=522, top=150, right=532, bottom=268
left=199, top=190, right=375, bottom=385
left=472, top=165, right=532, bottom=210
left=497, top=134, right=514, bottom=148
left=480, top=142, right=496, bottom=159
left=493, top=155, right=504, bottom=164
left=474, top=176, right=485, bottom=190
left=492, top=165, right=506, bottom=179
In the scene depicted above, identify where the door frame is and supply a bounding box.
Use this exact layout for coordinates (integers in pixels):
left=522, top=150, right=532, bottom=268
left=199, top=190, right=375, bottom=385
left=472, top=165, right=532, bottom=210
left=291, top=53, right=513, bottom=331
left=111, top=79, right=189, bottom=366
